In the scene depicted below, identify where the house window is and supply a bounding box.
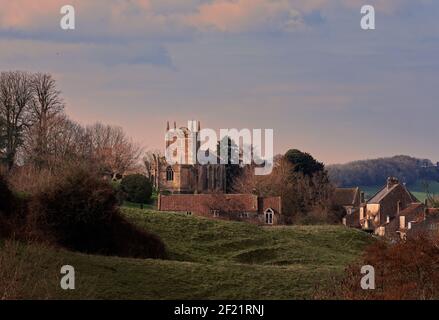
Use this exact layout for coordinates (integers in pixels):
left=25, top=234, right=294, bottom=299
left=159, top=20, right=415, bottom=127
left=264, top=208, right=274, bottom=225
left=211, top=210, right=220, bottom=218
left=238, top=212, right=249, bottom=219
left=400, top=216, right=405, bottom=229
left=166, top=166, right=174, bottom=181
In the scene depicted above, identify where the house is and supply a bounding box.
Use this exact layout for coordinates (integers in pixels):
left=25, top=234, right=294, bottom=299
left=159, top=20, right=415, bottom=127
left=408, top=207, right=439, bottom=238
left=158, top=194, right=282, bottom=225
left=384, top=203, right=425, bottom=239
left=360, top=177, right=419, bottom=234
left=384, top=202, right=439, bottom=240
left=334, top=187, right=364, bottom=228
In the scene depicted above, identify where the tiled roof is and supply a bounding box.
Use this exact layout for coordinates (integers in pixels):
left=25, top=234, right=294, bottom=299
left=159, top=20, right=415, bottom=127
left=334, top=188, right=358, bottom=206
left=368, top=184, right=398, bottom=204
left=368, top=184, right=419, bottom=204
left=158, top=194, right=282, bottom=215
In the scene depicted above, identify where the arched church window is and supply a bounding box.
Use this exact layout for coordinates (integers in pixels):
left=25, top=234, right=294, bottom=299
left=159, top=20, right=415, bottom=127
left=166, top=166, right=174, bottom=181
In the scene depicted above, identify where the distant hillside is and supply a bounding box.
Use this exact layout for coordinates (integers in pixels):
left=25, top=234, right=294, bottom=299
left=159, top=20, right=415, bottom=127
left=328, top=155, right=439, bottom=187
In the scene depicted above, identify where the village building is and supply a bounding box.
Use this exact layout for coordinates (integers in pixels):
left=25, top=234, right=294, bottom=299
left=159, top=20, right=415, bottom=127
left=384, top=203, right=439, bottom=240
left=158, top=194, right=282, bottom=225
left=152, top=121, right=226, bottom=194
left=334, top=187, right=364, bottom=228
left=335, top=176, right=439, bottom=239
left=360, top=177, right=419, bottom=234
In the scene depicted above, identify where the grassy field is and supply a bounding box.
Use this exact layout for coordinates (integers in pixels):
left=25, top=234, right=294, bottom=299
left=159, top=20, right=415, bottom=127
left=0, top=208, right=373, bottom=300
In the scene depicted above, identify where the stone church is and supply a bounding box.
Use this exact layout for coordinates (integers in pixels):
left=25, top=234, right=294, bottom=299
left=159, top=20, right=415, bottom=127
left=152, top=121, right=227, bottom=194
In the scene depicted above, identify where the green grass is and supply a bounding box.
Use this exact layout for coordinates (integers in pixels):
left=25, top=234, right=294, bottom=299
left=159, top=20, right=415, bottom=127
left=1, top=208, right=373, bottom=300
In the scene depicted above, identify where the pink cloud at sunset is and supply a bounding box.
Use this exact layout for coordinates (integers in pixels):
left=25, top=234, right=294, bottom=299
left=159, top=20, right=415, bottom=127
left=0, top=0, right=409, bottom=32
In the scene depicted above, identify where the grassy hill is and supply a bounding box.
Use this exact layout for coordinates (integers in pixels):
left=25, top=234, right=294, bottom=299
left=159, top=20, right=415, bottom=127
left=1, top=208, right=373, bottom=300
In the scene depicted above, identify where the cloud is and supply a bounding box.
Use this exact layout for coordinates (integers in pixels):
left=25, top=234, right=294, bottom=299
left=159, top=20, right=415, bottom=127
left=0, top=0, right=61, bottom=28
left=186, top=0, right=303, bottom=32
left=185, top=0, right=413, bottom=32
left=0, top=0, right=412, bottom=36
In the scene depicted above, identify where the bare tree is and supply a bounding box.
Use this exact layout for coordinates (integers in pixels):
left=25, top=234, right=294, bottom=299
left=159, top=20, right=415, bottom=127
left=86, top=123, right=142, bottom=178
left=143, top=149, right=162, bottom=182
left=28, top=73, right=64, bottom=168
left=233, top=156, right=334, bottom=223
left=0, top=71, right=33, bottom=169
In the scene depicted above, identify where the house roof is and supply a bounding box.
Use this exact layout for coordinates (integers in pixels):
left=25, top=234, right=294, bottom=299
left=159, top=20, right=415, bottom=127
left=399, top=203, right=425, bottom=220
left=368, top=183, right=418, bottom=204
left=409, top=210, right=439, bottom=237
left=334, top=188, right=359, bottom=206
left=158, top=194, right=282, bottom=215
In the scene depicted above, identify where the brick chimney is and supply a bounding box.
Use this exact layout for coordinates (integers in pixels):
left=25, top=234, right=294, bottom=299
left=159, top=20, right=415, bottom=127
left=360, top=191, right=365, bottom=204
left=387, top=177, right=399, bottom=190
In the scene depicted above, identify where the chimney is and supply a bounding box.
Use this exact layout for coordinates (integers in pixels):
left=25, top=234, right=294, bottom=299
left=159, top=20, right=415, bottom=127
left=387, top=177, right=399, bottom=190
left=174, top=121, right=177, bottom=129
left=360, top=191, right=365, bottom=204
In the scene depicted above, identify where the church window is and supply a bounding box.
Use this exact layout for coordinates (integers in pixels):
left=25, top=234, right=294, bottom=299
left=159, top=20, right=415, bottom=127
left=166, top=166, right=174, bottom=181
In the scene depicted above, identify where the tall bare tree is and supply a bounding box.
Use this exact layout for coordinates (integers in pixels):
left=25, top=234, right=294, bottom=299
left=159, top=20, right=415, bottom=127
left=0, top=71, right=33, bottom=169
left=28, top=73, right=64, bottom=168
left=22, top=114, right=89, bottom=168
left=86, top=123, right=142, bottom=178
left=143, top=149, right=162, bottom=182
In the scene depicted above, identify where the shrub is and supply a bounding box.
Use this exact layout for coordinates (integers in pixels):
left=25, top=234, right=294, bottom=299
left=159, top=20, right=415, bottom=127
left=110, top=180, right=125, bottom=205
left=317, top=233, right=439, bottom=300
left=120, top=174, right=152, bottom=204
left=30, top=166, right=118, bottom=244
left=0, top=174, right=27, bottom=238
left=30, top=165, right=166, bottom=259
left=0, top=174, right=13, bottom=215
left=0, top=174, right=13, bottom=237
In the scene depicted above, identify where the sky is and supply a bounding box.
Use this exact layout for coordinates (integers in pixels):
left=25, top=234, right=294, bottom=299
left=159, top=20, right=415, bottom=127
left=0, top=0, right=438, bottom=164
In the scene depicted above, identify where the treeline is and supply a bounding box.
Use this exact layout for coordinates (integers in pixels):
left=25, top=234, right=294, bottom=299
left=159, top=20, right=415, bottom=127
left=233, top=149, right=343, bottom=224
left=0, top=71, right=141, bottom=177
left=0, top=71, right=165, bottom=260
left=327, top=155, right=439, bottom=187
